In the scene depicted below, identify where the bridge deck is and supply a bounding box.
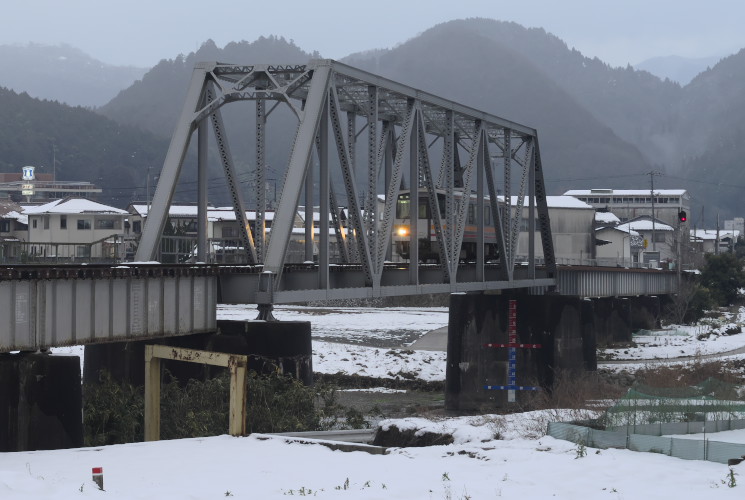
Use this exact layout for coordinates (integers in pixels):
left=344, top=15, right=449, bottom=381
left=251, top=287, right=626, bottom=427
left=0, top=263, right=676, bottom=352
left=0, top=265, right=217, bottom=353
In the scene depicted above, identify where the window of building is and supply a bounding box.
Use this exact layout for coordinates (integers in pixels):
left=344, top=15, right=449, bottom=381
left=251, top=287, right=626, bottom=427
left=60, top=215, right=67, bottom=229
left=43, top=216, right=49, bottom=230
left=0, top=220, right=9, bottom=233
left=76, top=245, right=91, bottom=258
left=222, top=225, right=239, bottom=238
left=133, top=220, right=142, bottom=234
left=32, top=218, right=38, bottom=229
left=96, top=218, right=116, bottom=230
left=77, top=219, right=91, bottom=230
left=653, top=232, right=666, bottom=243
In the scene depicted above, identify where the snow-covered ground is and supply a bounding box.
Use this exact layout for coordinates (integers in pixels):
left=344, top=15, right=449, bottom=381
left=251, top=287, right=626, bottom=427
left=3, top=414, right=744, bottom=499
left=23, top=305, right=745, bottom=499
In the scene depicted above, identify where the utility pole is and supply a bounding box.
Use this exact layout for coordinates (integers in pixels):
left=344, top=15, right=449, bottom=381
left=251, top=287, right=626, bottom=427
left=648, top=171, right=661, bottom=252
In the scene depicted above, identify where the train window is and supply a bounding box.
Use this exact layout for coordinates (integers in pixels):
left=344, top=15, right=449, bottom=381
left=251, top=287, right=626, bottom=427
left=396, top=194, right=410, bottom=218
left=468, top=205, right=475, bottom=224
left=418, top=201, right=429, bottom=219
left=484, top=207, right=490, bottom=225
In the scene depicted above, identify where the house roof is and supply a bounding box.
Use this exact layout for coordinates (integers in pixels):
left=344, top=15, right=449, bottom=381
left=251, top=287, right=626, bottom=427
left=23, top=198, right=127, bottom=215
left=595, top=212, right=620, bottom=224
left=616, top=216, right=674, bottom=232
left=691, top=229, right=740, bottom=241
left=596, top=225, right=639, bottom=237
left=502, top=196, right=592, bottom=209
left=129, top=204, right=278, bottom=222
left=563, top=188, right=687, bottom=196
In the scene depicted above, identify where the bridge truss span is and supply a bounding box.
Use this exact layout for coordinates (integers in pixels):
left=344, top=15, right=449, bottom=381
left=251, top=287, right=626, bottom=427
left=135, top=60, right=557, bottom=308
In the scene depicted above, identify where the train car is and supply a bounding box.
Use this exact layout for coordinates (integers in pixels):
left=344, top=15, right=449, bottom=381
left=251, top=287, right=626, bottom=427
left=392, top=188, right=500, bottom=262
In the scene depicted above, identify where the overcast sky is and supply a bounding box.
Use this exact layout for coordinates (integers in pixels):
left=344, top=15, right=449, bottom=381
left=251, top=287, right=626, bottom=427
left=4, top=0, right=744, bottom=68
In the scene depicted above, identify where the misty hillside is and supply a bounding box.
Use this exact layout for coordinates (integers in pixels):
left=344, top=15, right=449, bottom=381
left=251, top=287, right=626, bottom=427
left=0, top=44, right=147, bottom=107
left=0, top=87, right=170, bottom=208
left=343, top=20, right=652, bottom=195
left=99, top=24, right=653, bottom=199
left=4, top=19, right=745, bottom=220
left=99, top=37, right=316, bottom=138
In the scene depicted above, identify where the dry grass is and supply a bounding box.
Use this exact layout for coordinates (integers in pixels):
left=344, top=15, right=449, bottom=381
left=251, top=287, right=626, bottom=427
left=520, top=370, right=626, bottom=414
left=635, top=357, right=745, bottom=388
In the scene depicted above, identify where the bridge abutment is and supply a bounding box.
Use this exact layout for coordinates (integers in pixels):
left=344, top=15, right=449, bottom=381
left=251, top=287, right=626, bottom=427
left=0, top=353, right=82, bottom=452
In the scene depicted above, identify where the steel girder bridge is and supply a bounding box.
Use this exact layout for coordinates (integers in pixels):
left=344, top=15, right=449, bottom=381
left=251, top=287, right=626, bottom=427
left=135, top=59, right=558, bottom=316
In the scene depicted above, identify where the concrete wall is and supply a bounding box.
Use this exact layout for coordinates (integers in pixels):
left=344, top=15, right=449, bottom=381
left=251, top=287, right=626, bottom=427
left=0, top=353, right=82, bottom=452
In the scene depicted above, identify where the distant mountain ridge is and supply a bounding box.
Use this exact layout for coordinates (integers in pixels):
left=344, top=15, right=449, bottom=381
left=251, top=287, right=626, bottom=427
left=0, top=43, right=147, bottom=107
left=634, top=54, right=724, bottom=85
left=2, top=21, right=745, bottom=223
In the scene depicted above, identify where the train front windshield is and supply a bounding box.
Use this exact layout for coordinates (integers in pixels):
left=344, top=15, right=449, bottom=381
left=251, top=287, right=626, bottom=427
left=396, top=193, right=411, bottom=218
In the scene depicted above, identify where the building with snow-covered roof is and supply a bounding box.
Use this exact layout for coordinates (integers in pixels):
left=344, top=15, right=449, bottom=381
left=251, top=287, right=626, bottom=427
left=22, top=198, right=129, bottom=261
left=690, top=229, right=740, bottom=255
left=563, top=188, right=690, bottom=228
left=615, top=215, right=677, bottom=266
left=506, top=196, right=596, bottom=265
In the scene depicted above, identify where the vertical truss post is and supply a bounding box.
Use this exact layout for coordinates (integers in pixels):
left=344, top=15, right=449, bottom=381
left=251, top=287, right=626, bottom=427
left=305, top=154, right=314, bottom=262
left=256, top=98, right=266, bottom=262
left=197, top=117, right=209, bottom=262
left=503, top=131, right=512, bottom=264
left=366, top=85, right=378, bottom=264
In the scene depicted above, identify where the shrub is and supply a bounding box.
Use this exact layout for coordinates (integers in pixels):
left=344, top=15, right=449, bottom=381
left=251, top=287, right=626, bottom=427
left=83, top=368, right=365, bottom=445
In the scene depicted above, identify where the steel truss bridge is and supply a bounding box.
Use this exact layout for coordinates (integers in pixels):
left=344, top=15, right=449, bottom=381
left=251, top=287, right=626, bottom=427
left=0, top=60, right=679, bottom=353
left=135, top=59, right=562, bottom=315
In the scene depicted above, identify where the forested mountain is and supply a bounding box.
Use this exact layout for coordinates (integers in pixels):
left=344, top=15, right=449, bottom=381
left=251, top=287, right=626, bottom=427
left=0, top=44, right=146, bottom=108
left=3, top=20, right=745, bottom=221
left=99, top=37, right=316, bottom=138
left=0, top=87, right=170, bottom=208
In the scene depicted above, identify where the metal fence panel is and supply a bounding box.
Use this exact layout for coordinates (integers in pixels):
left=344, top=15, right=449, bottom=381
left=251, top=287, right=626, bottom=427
left=708, top=441, right=745, bottom=464
left=670, top=438, right=705, bottom=461
left=628, top=434, right=672, bottom=455
left=547, top=419, right=745, bottom=464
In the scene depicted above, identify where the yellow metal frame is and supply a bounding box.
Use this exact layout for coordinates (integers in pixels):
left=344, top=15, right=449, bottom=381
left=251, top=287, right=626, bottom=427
left=144, top=344, right=248, bottom=441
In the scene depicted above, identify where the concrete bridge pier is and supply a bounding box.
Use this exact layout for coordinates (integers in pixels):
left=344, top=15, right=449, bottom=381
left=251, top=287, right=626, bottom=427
left=592, top=297, right=632, bottom=346
left=0, top=353, right=83, bottom=452
left=84, top=320, right=313, bottom=387
left=445, top=292, right=596, bottom=412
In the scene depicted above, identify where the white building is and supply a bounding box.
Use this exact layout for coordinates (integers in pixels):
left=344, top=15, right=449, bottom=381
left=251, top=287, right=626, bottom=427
left=563, top=188, right=690, bottom=228
left=23, top=198, right=128, bottom=260
left=616, top=215, right=676, bottom=267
